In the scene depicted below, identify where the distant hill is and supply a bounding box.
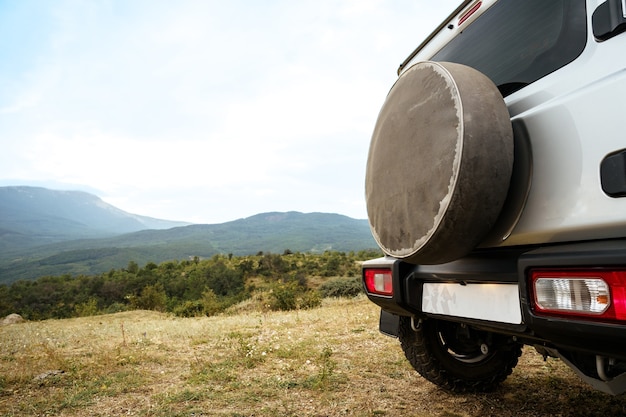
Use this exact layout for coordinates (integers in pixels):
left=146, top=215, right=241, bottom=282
left=0, top=186, right=190, bottom=250
left=116, top=211, right=376, bottom=255
left=0, top=187, right=378, bottom=283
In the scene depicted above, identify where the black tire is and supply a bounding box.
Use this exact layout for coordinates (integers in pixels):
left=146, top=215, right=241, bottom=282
left=398, top=316, right=522, bottom=393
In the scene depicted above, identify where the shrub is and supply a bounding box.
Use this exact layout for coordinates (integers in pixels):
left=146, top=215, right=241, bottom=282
left=102, top=302, right=128, bottom=314
left=131, top=283, right=168, bottom=312
left=319, top=277, right=363, bottom=298
left=268, top=282, right=299, bottom=311
left=268, top=282, right=321, bottom=311
left=299, top=290, right=322, bottom=309
left=171, top=289, right=227, bottom=317
left=74, top=298, right=99, bottom=317
left=173, top=300, right=205, bottom=317
left=201, top=288, right=223, bottom=316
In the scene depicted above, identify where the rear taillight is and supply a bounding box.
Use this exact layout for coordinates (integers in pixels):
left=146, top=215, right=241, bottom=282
left=364, top=268, right=393, bottom=297
left=530, top=269, right=626, bottom=322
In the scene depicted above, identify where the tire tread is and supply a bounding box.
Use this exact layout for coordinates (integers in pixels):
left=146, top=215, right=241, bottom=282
left=398, top=317, right=522, bottom=393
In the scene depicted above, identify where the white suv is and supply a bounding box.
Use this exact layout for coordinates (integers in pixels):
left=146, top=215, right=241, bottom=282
left=362, top=0, right=626, bottom=394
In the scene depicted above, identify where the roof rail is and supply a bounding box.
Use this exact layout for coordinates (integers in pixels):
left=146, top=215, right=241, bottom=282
left=397, top=0, right=474, bottom=75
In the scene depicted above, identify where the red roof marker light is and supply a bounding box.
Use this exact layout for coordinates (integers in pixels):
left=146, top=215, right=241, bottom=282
left=458, top=1, right=482, bottom=26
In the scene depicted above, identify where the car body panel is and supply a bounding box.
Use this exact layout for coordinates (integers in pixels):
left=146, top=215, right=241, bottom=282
left=398, top=0, right=626, bottom=248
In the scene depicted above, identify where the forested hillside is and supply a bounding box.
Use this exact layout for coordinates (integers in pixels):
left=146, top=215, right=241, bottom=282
left=0, top=250, right=381, bottom=320
left=0, top=211, right=377, bottom=284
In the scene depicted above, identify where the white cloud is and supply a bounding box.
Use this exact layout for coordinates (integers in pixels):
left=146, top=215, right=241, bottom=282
left=0, top=0, right=459, bottom=223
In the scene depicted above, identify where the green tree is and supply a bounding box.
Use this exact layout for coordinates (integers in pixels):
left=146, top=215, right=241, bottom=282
left=75, top=298, right=99, bottom=317
left=133, top=283, right=168, bottom=311
left=126, top=261, right=139, bottom=274
left=201, top=288, right=222, bottom=316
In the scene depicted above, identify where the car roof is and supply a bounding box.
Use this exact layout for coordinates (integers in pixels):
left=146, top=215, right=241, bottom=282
left=398, top=0, right=499, bottom=75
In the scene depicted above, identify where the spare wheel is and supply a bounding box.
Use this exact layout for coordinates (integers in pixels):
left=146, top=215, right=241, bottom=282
left=365, top=61, right=514, bottom=265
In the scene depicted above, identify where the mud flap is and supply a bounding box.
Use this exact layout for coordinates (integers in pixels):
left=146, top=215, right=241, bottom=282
left=379, top=310, right=400, bottom=337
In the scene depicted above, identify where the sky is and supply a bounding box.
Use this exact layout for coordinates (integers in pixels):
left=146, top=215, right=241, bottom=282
left=0, top=0, right=458, bottom=224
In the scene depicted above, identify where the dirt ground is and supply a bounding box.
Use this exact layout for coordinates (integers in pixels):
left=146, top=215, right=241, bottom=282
left=1, top=297, right=625, bottom=416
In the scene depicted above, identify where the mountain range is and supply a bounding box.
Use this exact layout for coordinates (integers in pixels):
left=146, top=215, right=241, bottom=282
left=0, top=186, right=190, bottom=249
left=0, top=186, right=378, bottom=283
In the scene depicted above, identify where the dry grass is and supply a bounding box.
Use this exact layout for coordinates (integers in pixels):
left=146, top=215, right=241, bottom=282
left=1, top=296, right=626, bottom=417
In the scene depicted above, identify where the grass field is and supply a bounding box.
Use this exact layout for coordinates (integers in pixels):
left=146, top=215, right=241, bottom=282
left=2, top=296, right=626, bottom=416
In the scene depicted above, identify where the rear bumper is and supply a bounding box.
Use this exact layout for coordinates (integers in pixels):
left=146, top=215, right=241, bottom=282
left=362, top=240, right=626, bottom=360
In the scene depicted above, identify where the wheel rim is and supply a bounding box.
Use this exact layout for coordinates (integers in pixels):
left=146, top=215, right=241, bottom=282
left=435, top=321, right=492, bottom=364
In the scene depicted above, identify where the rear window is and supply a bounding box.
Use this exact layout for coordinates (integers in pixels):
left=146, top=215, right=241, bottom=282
left=431, top=0, right=587, bottom=96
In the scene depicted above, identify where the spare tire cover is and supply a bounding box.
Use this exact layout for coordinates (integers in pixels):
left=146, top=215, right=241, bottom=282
left=365, top=61, right=513, bottom=265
